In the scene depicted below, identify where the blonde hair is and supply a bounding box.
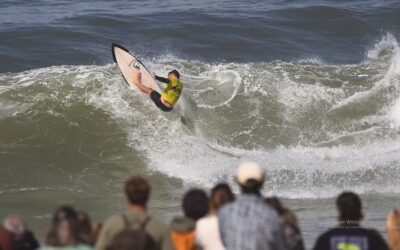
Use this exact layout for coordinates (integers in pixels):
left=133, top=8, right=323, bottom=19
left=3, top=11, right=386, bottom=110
left=387, top=209, right=400, bottom=250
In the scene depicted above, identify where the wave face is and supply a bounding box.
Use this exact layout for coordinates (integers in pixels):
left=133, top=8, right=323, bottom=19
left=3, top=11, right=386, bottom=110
left=1, top=34, right=400, bottom=199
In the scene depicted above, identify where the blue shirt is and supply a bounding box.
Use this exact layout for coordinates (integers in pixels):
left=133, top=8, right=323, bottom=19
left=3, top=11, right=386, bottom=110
left=218, top=194, right=288, bottom=250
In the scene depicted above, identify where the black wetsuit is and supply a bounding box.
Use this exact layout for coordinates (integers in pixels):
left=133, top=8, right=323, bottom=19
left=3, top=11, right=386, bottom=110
left=150, top=75, right=173, bottom=112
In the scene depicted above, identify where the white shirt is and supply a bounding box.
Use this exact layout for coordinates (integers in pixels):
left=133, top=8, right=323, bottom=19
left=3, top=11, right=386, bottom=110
left=196, top=215, right=226, bottom=250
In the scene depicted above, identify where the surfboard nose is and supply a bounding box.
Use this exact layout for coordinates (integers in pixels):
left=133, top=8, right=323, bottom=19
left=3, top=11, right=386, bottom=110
left=111, top=43, right=129, bottom=62
left=112, top=43, right=122, bottom=50
left=111, top=43, right=118, bottom=62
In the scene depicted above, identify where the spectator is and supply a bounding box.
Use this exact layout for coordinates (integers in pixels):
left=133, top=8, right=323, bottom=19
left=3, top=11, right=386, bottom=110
left=96, top=176, right=173, bottom=250
left=77, top=212, right=98, bottom=245
left=3, top=215, right=39, bottom=250
left=387, top=209, right=400, bottom=250
left=218, top=161, right=288, bottom=250
left=171, top=189, right=209, bottom=250
left=265, top=197, right=305, bottom=250
left=313, top=192, right=389, bottom=250
left=265, top=197, right=285, bottom=215
left=0, top=222, right=14, bottom=250
left=42, top=206, right=93, bottom=250
left=196, top=183, right=234, bottom=250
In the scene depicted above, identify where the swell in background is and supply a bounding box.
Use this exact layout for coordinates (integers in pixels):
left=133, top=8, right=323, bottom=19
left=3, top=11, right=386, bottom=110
left=1, top=0, right=400, bottom=72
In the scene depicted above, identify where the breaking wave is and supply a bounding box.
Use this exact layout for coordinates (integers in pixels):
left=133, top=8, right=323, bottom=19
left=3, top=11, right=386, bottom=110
left=1, top=34, right=400, bottom=199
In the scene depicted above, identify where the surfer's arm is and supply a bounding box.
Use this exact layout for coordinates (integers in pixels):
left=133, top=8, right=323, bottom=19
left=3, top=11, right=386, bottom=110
left=154, top=75, right=171, bottom=84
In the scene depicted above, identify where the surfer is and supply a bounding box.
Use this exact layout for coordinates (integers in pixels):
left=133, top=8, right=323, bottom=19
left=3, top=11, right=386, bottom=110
left=132, top=70, right=183, bottom=112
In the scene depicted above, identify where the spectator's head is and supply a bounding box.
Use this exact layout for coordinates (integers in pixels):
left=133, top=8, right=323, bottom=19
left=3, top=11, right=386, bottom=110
left=46, top=205, right=83, bottom=246
left=265, top=196, right=285, bottom=216
left=236, top=161, right=265, bottom=194
left=168, top=70, right=180, bottom=80
left=3, top=215, right=27, bottom=235
left=336, top=192, right=363, bottom=223
left=106, top=229, right=156, bottom=250
left=387, top=209, right=400, bottom=250
left=210, top=183, right=235, bottom=213
left=125, top=176, right=151, bottom=207
left=265, top=196, right=300, bottom=229
left=182, top=189, right=209, bottom=221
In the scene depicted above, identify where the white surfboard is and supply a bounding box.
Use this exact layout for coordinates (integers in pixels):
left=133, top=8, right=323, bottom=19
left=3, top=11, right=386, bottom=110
left=112, top=43, right=161, bottom=93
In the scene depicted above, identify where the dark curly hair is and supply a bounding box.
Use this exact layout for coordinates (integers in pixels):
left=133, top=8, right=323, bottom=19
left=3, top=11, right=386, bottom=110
left=182, top=189, right=209, bottom=220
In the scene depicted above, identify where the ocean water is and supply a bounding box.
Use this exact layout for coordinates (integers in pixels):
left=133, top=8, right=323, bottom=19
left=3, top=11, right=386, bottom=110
left=1, top=0, right=400, bottom=248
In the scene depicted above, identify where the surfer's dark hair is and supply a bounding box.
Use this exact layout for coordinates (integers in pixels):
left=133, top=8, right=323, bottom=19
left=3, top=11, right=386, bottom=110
left=169, top=70, right=180, bottom=79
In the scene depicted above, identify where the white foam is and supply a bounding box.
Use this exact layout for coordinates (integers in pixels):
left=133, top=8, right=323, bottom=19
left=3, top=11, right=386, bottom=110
left=141, top=127, right=400, bottom=199
left=296, top=57, right=325, bottom=65
left=367, top=33, right=399, bottom=60
left=195, top=69, right=241, bottom=108
left=389, top=98, right=400, bottom=128
left=330, top=34, right=400, bottom=115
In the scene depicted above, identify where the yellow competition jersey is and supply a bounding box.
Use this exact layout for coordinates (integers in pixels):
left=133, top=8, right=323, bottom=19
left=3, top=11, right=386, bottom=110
left=161, top=78, right=183, bottom=106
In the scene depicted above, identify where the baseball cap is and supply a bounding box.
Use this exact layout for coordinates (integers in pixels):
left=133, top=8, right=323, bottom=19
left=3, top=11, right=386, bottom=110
left=3, top=215, right=26, bottom=234
left=236, top=161, right=265, bottom=185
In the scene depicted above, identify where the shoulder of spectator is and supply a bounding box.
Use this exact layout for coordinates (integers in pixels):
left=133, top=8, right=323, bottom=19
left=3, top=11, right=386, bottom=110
left=195, top=216, right=206, bottom=228
left=368, top=228, right=389, bottom=245
left=103, top=214, right=125, bottom=228
left=311, top=233, right=326, bottom=250
left=314, top=229, right=332, bottom=244
left=368, top=228, right=383, bottom=236
left=148, top=216, right=170, bottom=233
left=219, top=202, right=234, bottom=215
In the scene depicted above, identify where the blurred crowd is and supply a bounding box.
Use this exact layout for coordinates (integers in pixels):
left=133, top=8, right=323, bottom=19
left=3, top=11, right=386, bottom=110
left=1, top=162, right=399, bottom=250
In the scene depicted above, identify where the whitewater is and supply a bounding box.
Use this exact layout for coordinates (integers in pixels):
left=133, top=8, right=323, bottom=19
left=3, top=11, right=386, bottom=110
left=1, top=34, right=400, bottom=247
left=2, top=34, right=400, bottom=195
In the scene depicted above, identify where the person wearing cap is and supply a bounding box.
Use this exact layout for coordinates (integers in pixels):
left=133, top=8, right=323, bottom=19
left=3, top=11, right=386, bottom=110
left=3, top=215, right=40, bottom=250
left=217, top=162, right=288, bottom=250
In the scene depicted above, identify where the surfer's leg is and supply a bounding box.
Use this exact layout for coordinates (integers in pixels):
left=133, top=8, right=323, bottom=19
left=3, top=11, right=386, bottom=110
left=150, top=91, right=173, bottom=112
left=132, top=72, right=152, bottom=95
